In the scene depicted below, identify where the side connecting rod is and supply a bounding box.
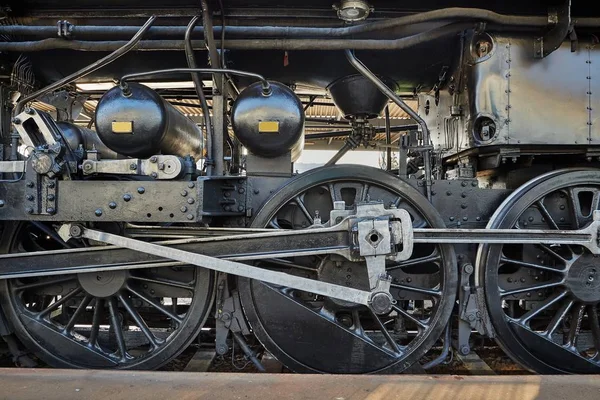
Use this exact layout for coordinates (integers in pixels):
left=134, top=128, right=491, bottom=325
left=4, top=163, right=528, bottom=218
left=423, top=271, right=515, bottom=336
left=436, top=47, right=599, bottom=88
left=74, top=225, right=372, bottom=306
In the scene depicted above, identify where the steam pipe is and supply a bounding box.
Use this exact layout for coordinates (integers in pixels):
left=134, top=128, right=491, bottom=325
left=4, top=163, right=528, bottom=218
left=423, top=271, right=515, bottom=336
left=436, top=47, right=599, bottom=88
left=1, top=8, right=598, bottom=39
left=14, top=16, right=157, bottom=115
left=0, top=23, right=473, bottom=51
left=344, top=49, right=433, bottom=201
left=185, top=16, right=213, bottom=176
left=385, top=105, right=392, bottom=171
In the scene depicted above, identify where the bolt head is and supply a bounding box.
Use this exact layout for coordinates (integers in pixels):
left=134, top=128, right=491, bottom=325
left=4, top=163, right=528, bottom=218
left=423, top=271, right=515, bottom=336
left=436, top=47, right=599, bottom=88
left=180, top=190, right=188, bottom=197
left=26, top=194, right=34, bottom=201
left=180, top=206, right=188, bottom=213
left=12, top=118, right=20, bottom=124
left=83, top=163, right=93, bottom=171
left=129, top=163, right=137, bottom=170
left=69, top=225, right=82, bottom=237
left=47, top=194, right=55, bottom=201
left=137, top=187, right=145, bottom=194
left=26, top=181, right=34, bottom=188
left=150, top=156, right=158, bottom=163
left=186, top=214, right=194, bottom=220
left=188, top=182, right=195, bottom=189
left=123, top=194, right=132, bottom=202
left=25, top=207, right=33, bottom=214
left=46, top=207, right=55, bottom=215
left=253, top=189, right=260, bottom=195
left=108, top=202, right=117, bottom=209
left=239, top=188, right=245, bottom=194
left=0, top=200, right=4, bottom=208
left=95, top=209, right=103, bottom=217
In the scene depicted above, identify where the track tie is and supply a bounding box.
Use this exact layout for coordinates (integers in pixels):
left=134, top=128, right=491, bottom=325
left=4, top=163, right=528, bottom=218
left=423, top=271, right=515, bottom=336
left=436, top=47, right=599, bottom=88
left=183, top=349, right=216, bottom=372
left=456, top=351, right=496, bottom=375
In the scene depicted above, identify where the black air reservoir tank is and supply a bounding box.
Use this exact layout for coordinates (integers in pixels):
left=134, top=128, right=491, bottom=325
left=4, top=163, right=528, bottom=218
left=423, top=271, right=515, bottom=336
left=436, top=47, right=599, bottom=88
left=231, top=81, right=304, bottom=162
left=95, top=83, right=203, bottom=159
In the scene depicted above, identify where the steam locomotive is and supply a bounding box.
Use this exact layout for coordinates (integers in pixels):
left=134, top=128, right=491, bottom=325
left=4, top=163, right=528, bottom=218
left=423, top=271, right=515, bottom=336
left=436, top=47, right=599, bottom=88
left=0, top=0, right=598, bottom=374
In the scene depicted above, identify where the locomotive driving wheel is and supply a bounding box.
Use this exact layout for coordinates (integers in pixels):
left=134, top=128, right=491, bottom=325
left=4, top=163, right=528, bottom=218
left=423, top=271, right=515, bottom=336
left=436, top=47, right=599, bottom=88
left=477, top=169, right=600, bottom=373
left=238, top=165, right=457, bottom=373
left=0, top=222, right=215, bottom=369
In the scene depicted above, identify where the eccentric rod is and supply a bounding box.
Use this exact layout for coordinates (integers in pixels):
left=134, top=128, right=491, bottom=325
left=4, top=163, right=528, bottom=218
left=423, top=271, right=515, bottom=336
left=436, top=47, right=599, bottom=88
left=119, top=68, right=271, bottom=96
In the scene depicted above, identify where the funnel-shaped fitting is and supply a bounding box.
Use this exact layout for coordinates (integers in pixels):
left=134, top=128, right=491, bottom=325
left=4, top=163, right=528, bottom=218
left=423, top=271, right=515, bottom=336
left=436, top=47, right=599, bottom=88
left=327, top=74, right=396, bottom=120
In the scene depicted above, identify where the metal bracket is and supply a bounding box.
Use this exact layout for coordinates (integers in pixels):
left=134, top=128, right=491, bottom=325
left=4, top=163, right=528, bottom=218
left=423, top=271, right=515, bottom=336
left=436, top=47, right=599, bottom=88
left=534, top=0, right=572, bottom=59
left=82, top=155, right=184, bottom=180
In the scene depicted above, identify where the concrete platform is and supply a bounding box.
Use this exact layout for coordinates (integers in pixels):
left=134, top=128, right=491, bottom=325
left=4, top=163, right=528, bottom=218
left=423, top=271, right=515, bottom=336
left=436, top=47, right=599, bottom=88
left=0, top=369, right=599, bottom=400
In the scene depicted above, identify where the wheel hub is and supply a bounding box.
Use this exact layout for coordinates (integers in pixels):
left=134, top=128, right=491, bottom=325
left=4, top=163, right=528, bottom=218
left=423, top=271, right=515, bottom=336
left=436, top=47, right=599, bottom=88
left=566, top=255, right=600, bottom=303
left=77, top=270, right=127, bottom=298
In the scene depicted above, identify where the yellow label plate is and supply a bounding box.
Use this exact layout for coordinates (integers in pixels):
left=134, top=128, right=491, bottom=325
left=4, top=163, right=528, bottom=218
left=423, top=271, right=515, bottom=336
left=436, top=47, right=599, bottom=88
left=258, top=121, right=280, bottom=133
left=111, top=121, right=134, bottom=134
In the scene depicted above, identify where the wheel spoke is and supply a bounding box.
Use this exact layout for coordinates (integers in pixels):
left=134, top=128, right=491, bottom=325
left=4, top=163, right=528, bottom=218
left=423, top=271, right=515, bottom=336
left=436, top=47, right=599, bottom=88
left=535, top=244, right=571, bottom=265
left=369, top=309, right=402, bottom=355
left=391, top=283, right=441, bottom=298
left=587, top=305, right=600, bottom=358
left=107, top=297, right=129, bottom=361
left=500, top=256, right=566, bottom=274
left=536, top=198, right=575, bottom=255
left=294, top=196, right=314, bottom=224
left=514, top=291, right=568, bottom=326
left=269, top=218, right=282, bottom=229
left=89, top=298, right=104, bottom=347
left=536, top=199, right=560, bottom=230
left=129, top=275, right=194, bottom=290
left=565, top=304, right=586, bottom=349
left=328, top=183, right=337, bottom=204
left=387, top=253, right=441, bottom=271
left=13, top=276, right=77, bottom=292
left=544, top=298, right=574, bottom=338
left=37, top=287, right=83, bottom=318
left=118, top=293, right=162, bottom=348
left=500, top=281, right=564, bottom=297
left=63, top=294, right=93, bottom=333
left=127, top=285, right=183, bottom=324
left=392, top=304, right=428, bottom=330
left=360, top=184, right=370, bottom=202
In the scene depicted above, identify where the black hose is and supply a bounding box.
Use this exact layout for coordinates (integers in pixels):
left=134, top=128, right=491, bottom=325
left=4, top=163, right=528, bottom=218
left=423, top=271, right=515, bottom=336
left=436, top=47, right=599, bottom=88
left=185, top=16, right=214, bottom=176
left=201, top=0, right=221, bottom=70
left=14, top=16, right=156, bottom=115
left=1, top=8, right=598, bottom=39
left=0, top=23, right=473, bottom=51
left=385, top=105, right=392, bottom=171
left=119, top=68, right=271, bottom=95
left=305, top=124, right=419, bottom=140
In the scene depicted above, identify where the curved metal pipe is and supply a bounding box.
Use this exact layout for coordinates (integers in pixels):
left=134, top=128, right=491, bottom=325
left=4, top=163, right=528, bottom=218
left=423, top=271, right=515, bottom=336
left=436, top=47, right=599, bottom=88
left=344, top=48, right=433, bottom=200
left=185, top=16, right=213, bottom=176
left=119, top=68, right=271, bottom=95
left=14, top=16, right=156, bottom=114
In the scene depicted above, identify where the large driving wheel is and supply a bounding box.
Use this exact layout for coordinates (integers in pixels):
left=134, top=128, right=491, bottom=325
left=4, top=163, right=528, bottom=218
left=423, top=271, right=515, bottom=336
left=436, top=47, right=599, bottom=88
left=477, top=169, right=600, bottom=373
left=238, top=165, right=457, bottom=373
left=0, top=222, right=215, bottom=369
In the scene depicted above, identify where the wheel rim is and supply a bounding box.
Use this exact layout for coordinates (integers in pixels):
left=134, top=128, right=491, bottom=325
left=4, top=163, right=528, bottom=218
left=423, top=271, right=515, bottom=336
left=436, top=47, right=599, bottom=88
left=0, top=222, right=215, bottom=369
left=478, top=169, right=600, bottom=373
left=238, top=165, right=457, bottom=373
